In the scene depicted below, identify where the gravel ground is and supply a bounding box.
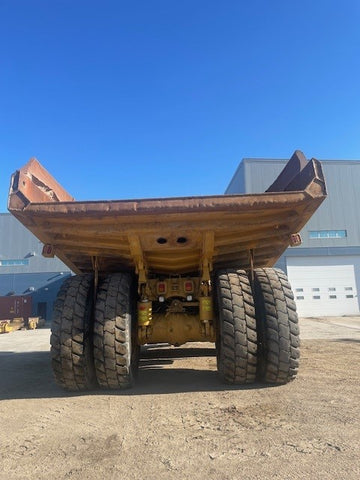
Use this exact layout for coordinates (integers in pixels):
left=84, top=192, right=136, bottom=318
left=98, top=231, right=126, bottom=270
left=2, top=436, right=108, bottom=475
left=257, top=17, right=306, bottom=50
left=0, top=317, right=359, bottom=480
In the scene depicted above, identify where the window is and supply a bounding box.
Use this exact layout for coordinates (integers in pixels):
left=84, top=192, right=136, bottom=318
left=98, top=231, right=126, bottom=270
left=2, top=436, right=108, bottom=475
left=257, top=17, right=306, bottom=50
left=296, top=288, right=303, bottom=292
left=313, top=296, right=320, bottom=300
left=309, top=230, right=347, bottom=239
left=296, top=296, right=304, bottom=300
left=312, top=288, right=320, bottom=292
left=346, top=295, right=354, bottom=299
left=0, top=259, right=29, bottom=267
left=329, top=295, right=337, bottom=299
left=345, top=287, right=353, bottom=291
left=328, top=287, right=336, bottom=292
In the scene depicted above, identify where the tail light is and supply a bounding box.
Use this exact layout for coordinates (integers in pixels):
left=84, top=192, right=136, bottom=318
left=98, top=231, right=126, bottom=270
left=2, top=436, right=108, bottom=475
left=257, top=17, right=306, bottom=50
left=157, top=282, right=166, bottom=294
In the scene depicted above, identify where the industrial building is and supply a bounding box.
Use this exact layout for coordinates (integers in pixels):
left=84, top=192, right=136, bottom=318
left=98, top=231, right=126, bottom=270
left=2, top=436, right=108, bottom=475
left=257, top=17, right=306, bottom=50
left=0, top=213, right=71, bottom=321
left=226, top=156, right=360, bottom=316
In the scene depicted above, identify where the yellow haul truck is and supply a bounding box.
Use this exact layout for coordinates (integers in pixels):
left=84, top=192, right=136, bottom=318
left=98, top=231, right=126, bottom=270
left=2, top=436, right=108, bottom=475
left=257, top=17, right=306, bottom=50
left=8, top=151, right=326, bottom=391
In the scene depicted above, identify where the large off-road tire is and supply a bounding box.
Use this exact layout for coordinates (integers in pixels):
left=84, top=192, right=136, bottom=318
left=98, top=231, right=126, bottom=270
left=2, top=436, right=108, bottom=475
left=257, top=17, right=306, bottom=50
left=214, top=269, right=257, bottom=384
left=253, top=268, right=300, bottom=384
left=93, top=273, right=139, bottom=389
left=50, top=274, right=97, bottom=391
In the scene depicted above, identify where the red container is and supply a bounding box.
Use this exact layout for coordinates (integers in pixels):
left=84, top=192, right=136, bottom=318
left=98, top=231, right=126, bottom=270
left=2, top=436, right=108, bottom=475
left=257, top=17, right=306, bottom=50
left=0, top=295, right=32, bottom=321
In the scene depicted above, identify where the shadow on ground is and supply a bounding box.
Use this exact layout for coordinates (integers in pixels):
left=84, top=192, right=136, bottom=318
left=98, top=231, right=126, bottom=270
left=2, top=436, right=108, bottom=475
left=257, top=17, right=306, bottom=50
left=331, top=338, right=360, bottom=343
left=0, top=346, right=268, bottom=401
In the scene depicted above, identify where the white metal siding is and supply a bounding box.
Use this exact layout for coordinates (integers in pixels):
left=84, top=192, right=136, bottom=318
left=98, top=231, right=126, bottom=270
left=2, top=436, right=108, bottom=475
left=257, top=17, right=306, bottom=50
left=286, top=256, right=360, bottom=317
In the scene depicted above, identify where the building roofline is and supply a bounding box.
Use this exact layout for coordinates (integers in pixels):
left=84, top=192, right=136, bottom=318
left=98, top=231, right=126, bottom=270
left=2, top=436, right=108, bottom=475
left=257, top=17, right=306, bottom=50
left=242, top=158, right=360, bottom=165
left=225, top=156, right=360, bottom=193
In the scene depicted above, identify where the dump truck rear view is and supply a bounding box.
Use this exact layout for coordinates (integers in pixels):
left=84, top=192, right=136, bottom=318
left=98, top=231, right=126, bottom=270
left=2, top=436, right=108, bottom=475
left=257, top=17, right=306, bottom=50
left=8, top=151, right=327, bottom=391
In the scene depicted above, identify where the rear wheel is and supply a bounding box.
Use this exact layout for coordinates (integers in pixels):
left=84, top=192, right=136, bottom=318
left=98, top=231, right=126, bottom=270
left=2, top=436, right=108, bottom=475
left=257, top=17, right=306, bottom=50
left=93, top=273, right=139, bottom=389
left=214, top=269, right=257, bottom=384
left=50, top=274, right=97, bottom=391
left=253, top=268, right=300, bottom=384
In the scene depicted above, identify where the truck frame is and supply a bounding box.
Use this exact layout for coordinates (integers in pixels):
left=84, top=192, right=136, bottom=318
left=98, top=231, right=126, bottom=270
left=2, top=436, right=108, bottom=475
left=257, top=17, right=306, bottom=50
left=8, top=150, right=326, bottom=390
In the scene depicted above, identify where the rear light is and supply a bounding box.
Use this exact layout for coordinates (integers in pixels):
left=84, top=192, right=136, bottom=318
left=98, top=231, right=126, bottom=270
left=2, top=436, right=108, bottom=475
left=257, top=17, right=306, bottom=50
left=157, top=282, right=166, bottom=294
left=290, top=233, right=302, bottom=246
left=184, top=281, right=194, bottom=292
left=42, top=244, right=55, bottom=258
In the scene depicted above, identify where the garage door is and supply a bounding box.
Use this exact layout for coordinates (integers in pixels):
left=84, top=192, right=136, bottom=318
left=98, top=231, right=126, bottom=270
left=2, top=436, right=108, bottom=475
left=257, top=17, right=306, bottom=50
left=286, top=256, right=360, bottom=317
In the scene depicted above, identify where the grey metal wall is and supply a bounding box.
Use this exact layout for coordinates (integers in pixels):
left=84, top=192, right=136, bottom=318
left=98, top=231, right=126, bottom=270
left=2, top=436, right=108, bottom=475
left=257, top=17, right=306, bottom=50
left=0, top=214, right=71, bottom=274
left=0, top=213, right=72, bottom=321
left=226, top=159, right=360, bottom=249
left=0, top=272, right=70, bottom=296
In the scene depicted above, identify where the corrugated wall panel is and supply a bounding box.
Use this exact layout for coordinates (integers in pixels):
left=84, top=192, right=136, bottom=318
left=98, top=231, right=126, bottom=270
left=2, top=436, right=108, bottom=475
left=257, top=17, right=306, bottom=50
left=0, top=214, right=71, bottom=274
left=225, top=161, right=246, bottom=194
left=225, top=159, right=360, bottom=249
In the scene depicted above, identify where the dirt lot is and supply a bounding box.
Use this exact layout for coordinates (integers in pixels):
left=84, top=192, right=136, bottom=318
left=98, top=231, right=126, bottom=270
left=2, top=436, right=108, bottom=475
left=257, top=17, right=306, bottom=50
left=1, top=317, right=359, bottom=480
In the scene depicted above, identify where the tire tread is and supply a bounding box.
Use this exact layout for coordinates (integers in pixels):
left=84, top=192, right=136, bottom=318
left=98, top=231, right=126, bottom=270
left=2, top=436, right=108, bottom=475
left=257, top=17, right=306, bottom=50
left=254, top=268, right=300, bottom=384
left=215, top=269, right=257, bottom=384
left=50, top=274, right=96, bottom=391
left=93, top=273, right=138, bottom=389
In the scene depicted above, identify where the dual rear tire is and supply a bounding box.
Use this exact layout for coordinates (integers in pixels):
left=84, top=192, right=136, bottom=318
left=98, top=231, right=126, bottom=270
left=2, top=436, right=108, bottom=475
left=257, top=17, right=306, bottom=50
left=51, top=273, right=138, bottom=391
left=215, top=268, right=300, bottom=385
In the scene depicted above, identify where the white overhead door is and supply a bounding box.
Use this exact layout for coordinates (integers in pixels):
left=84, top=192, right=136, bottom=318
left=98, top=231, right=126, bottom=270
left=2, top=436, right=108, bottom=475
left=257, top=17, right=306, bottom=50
left=286, top=256, right=360, bottom=317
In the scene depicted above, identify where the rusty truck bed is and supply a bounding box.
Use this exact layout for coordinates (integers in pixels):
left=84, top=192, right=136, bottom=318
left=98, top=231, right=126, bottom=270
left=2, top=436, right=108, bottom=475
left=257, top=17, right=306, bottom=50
left=8, top=151, right=326, bottom=275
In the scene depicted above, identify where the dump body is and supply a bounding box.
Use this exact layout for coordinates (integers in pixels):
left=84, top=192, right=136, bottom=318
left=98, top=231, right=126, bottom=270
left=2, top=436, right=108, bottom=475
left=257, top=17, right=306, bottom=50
left=8, top=151, right=326, bottom=277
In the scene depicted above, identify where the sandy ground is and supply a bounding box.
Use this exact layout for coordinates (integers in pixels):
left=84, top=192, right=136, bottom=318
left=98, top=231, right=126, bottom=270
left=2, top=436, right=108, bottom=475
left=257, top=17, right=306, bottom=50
left=1, top=317, right=359, bottom=480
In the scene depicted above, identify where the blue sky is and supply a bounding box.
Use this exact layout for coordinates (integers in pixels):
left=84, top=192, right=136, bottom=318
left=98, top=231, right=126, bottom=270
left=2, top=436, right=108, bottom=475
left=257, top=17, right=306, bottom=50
left=1, top=0, right=360, bottom=212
